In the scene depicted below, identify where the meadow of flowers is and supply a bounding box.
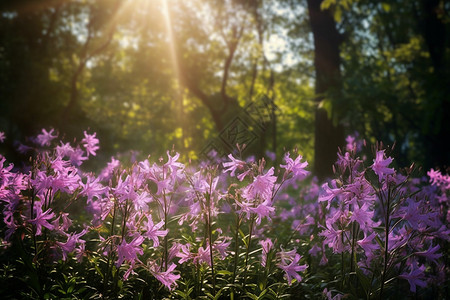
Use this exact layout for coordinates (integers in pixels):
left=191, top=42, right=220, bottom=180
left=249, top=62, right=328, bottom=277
left=0, top=129, right=448, bottom=299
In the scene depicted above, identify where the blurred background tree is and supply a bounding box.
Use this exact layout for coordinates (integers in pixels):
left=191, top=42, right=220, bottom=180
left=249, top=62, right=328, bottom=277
left=0, top=0, right=448, bottom=177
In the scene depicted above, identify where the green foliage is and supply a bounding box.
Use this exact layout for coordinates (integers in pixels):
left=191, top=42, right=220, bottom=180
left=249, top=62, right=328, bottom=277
left=332, top=0, right=450, bottom=169
left=1, top=0, right=448, bottom=176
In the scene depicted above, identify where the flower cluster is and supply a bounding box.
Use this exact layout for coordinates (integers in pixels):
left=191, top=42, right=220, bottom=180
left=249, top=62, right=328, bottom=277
left=316, top=136, right=449, bottom=297
left=0, top=130, right=312, bottom=298
left=0, top=131, right=447, bottom=299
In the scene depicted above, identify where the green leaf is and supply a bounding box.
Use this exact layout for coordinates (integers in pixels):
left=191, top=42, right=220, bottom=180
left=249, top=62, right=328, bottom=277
left=355, top=267, right=370, bottom=294
left=334, top=7, right=342, bottom=23
left=216, top=270, right=232, bottom=276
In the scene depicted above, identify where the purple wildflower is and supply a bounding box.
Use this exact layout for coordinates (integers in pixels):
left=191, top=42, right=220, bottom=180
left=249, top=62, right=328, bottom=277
left=36, top=128, right=57, bottom=147
left=243, top=167, right=277, bottom=201
left=223, top=154, right=246, bottom=177
left=399, top=262, right=427, bottom=292
left=29, top=204, right=55, bottom=235
left=414, top=244, right=442, bottom=265
left=213, top=238, right=231, bottom=260
left=115, top=236, right=144, bottom=267
left=81, top=131, right=100, bottom=156
left=143, top=216, right=168, bottom=247
left=259, top=238, right=273, bottom=267
left=56, top=229, right=87, bottom=261
left=277, top=252, right=308, bottom=285
left=280, top=153, right=309, bottom=181
left=371, top=150, right=394, bottom=180
left=151, top=262, right=180, bottom=291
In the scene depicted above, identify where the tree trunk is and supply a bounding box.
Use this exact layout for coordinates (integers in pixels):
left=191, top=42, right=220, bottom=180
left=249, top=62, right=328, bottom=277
left=420, top=0, right=450, bottom=170
left=307, top=0, right=345, bottom=180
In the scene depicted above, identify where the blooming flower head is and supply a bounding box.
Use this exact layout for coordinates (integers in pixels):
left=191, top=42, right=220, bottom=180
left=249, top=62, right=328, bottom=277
left=371, top=150, right=394, bottom=180
left=280, top=153, right=309, bottom=181
left=346, top=135, right=356, bottom=152
left=194, top=245, right=212, bottom=267
left=143, top=216, right=168, bottom=247
left=151, top=262, right=180, bottom=291
left=164, top=151, right=184, bottom=177
left=223, top=154, right=246, bottom=177
left=56, top=142, right=74, bottom=158
left=0, top=131, right=5, bottom=143
left=56, top=229, right=87, bottom=261
left=399, top=261, right=427, bottom=292
left=81, top=131, right=100, bottom=156
left=259, top=238, right=274, bottom=267
left=70, top=146, right=88, bottom=166
left=243, top=167, right=277, bottom=202
left=250, top=199, right=275, bottom=224
left=115, top=235, right=144, bottom=267
left=277, top=252, right=308, bottom=285
left=36, top=128, right=57, bottom=147
left=414, top=244, right=442, bottom=265
left=29, top=203, right=55, bottom=236
left=80, top=174, right=108, bottom=201
left=214, top=238, right=231, bottom=260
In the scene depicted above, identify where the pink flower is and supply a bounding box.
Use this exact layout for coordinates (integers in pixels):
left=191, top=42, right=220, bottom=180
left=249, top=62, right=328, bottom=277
left=371, top=150, right=394, bottom=180
left=194, top=245, right=212, bottom=266
left=319, top=221, right=346, bottom=254
left=308, top=243, right=321, bottom=257
left=259, top=238, right=273, bottom=267
left=69, top=147, right=88, bottom=166
left=277, top=253, right=308, bottom=285
left=414, top=244, right=442, bottom=265
left=56, top=142, right=74, bottom=157
left=56, top=229, right=87, bottom=261
left=0, top=132, right=5, bottom=143
left=29, top=204, right=55, bottom=235
left=36, top=128, right=57, bottom=147
left=151, top=262, right=180, bottom=291
left=318, top=181, right=342, bottom=209
left=164, top=151, right=184, bottom=177
left=357, top=232, right=379, bottom=254
left=280, top=153, right=309, bottom=180
left=80, top=175, right=108, bottom=201
left=323, top=288, right=343, bottom=300
left=349, top=203, right=374, bottom=232
left=399, top=262, right=427, bottom=292
left=99, top=157, right=120, bottom=181
left=213, top=239, right=231, bottom=260
left=250, top=199, right=275, bottom=224
left=223, top=154, right=246, bottom=177
left=176, top=243, right=193, bottom=264
left=243, top=167, right=277, bottom=201
left=143, top=216, right=168, bottom=247
left=345, top=135, right=356, bottom=152
left=133, top=191, right=152, bottom=211
left=81, top=131, right=100, bottom=156
left=115, top=235, right=144, bottom=267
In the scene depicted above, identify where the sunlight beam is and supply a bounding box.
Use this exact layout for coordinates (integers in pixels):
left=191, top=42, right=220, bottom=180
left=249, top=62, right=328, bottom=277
left=162, top=0, right=185, bottom=147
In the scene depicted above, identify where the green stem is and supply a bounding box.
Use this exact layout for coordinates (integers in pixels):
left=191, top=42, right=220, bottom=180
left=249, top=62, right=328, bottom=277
left=380, top=185, right=391, bottom=299
left=232, top=214, right=241, bottom=284
left=243, top=215, right=255, bottom=289
left=103, top=201, right=117, bottom=299
left=206, top=194, right=216, bottom=296
left=163, top=191, right=168, bottom=271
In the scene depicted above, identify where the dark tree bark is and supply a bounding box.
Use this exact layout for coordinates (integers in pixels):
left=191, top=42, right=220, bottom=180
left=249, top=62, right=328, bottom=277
left=419, top=0, right=450, bottom=170
left=307, top=0, right=345, bottom=181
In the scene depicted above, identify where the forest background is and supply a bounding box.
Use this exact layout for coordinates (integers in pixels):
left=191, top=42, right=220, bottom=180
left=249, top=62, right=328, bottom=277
left=1, top=0, right=449, bottom=178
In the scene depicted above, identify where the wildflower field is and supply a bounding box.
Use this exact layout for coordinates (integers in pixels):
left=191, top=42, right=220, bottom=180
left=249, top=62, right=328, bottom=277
left=0, top=130, right=448, bottom=299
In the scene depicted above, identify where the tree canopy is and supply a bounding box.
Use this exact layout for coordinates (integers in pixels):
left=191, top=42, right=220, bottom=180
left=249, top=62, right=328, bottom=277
left=1, top=0, right=448, bottom=175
